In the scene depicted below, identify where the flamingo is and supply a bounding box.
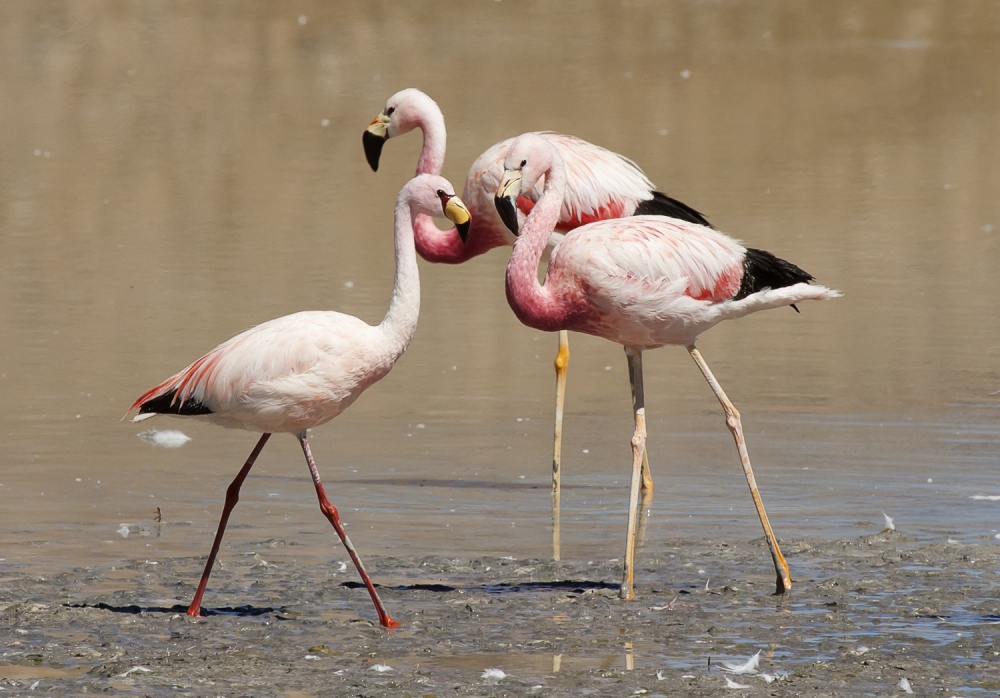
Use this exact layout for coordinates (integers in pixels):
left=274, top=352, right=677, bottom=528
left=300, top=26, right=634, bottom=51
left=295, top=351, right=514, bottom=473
left=493, top=133, right=840, bottom=600
left=126, top=174, right=471, bottom=629
left=364, top=88, right=711, bottom=502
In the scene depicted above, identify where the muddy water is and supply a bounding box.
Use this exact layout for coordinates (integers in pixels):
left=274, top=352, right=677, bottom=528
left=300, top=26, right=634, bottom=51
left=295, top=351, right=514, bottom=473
left=1, top=1, right=999, bottom=585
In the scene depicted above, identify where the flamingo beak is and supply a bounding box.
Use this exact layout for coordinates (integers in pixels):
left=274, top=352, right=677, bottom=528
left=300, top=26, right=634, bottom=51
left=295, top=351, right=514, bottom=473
left=494, top=169, right=522, bottom=236
left=363, top=113, right=391, bottom=172
left=440, top=192, right=471, bottom=243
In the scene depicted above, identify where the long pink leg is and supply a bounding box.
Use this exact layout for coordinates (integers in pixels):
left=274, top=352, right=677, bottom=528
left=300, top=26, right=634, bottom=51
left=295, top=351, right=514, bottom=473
left=187, top=433, right=272, bottom=617
left=297, top=433, right=400, bottom=629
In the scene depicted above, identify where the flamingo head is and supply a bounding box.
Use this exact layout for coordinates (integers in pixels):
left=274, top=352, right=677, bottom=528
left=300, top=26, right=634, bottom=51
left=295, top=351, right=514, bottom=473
left=406, top=174, right=471, bottom=243
left=364, top=89, right=440, bottom=172
left=494, top=133, right=556, bottom=236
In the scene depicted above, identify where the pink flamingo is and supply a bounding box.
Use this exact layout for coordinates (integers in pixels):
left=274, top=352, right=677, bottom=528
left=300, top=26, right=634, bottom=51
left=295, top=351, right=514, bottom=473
left=126, top=174, right=471, bottom=628
left=364, top=88, right=710, bottom=498
left=494, top=133, right=840, bottom=599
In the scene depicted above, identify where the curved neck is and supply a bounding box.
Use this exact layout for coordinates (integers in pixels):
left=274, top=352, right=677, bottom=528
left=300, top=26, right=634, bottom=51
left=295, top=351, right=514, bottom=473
left=414, top=106, right=446, bottom=176
left=412, top=213, right=504, bottom=264
left=379, top=199, right=421, bottom=351
left=505, top=160, right=571, bottom=331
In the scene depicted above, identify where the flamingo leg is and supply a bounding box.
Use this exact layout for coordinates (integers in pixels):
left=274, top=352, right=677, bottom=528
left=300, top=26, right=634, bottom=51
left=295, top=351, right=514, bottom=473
left=187, top=432, right=271, bottom=618
left=635, top=485, right=654, bottom=551
left=686, top=345, right=792, bottom=595
left=297, top=433, right=400, bottom=629
left=552, top=330, right=570, bottom=495
left=620, top=347, right=647, bottom=600
left=628, top=354, right=654, bottom=494
left=551, top=330, right=570, bottom=561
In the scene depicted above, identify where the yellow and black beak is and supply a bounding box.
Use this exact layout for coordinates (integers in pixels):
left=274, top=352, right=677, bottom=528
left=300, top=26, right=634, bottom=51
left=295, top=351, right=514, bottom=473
left=439, top=192, right=471, bottom=243
left=494, top=169, right=522, bottom=236
left=363, top=113, right=391, bottom=171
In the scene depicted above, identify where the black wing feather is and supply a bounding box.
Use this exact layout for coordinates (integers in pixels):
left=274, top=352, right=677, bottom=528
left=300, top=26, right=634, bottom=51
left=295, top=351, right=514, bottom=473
left=734, top=248, right=814, bottom=302
left=633, top=190, right=713, bottom=228
left=138, top=389, right=213, bottom=416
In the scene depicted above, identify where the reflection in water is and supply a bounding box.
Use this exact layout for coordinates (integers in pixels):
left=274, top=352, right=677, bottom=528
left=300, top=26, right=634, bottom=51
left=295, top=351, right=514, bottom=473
left=0, top=2, right=998, bottom=575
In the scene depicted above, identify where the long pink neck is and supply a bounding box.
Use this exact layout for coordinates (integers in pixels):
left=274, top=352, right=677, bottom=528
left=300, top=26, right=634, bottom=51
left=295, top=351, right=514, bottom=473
left=413, top=104, right=446, bottom=177
left=505, top=159, right=575, bottom=331
left=409, top=101, right=473, bottom=262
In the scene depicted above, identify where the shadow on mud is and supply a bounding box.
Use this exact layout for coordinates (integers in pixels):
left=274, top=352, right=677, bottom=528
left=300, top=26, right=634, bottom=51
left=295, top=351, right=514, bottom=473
left=341, top=580, right=619, bottom=594
left=66, top=602, right=279, bottom=617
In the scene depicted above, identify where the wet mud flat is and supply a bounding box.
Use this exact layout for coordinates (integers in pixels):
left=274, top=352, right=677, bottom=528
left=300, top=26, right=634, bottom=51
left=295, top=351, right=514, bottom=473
left=2, top=531, right=999, bottom=697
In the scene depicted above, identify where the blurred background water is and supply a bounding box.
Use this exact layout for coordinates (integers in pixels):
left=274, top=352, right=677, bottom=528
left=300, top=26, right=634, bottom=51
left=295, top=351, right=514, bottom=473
left=1, top=0, right=998, bottom=576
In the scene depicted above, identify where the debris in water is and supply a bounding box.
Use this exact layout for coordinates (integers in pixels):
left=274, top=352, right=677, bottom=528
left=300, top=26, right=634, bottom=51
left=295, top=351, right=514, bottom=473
left=482, top=668, right=506, bottom=682
left=137, top=429, right=191, bottom=448
left=724, top=676, right=751, bottom=689
left=971, top=495, right=1000, bottom=501
left=650, top=596, right=678, bottom=611
left=116, top=666, right=151, bottom=678
left=719, top=651, right=760, bottom=675
left=882, top=511, right=895, bottom=531
left=758, top=671, right=788, bottom=683
left=899, top=677, right=914, bottom=693
left=117, top=524, right=130, bottom=539
left=656, top=670, right=668, bottom=680
left=370, top=664, right=393, bottom=672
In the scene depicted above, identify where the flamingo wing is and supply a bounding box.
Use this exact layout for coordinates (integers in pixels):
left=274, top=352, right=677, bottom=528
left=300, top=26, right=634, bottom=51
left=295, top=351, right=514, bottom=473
left=130, top=311, right=374, bottom=419
left=464, top=132, right=659, bottom=238
left=551, top=217, right=747, bottom=313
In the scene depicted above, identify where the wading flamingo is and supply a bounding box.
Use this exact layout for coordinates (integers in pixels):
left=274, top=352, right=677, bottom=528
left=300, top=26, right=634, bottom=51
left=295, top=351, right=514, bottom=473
left=494, top=133, right=840, bottom=600
left=126, top=174, right=471, bottom=628
left=364, top=88, right=711, bottom=503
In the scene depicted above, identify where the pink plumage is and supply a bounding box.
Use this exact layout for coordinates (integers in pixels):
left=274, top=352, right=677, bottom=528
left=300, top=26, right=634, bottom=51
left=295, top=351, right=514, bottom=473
left=499, top=136, right=841, bottom=348
left=363, top=88, right=710, bottom=264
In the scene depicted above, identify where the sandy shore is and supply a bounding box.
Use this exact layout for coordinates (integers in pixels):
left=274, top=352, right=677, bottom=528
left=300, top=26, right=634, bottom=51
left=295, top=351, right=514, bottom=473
left=2, top=530, right=998, bottom=696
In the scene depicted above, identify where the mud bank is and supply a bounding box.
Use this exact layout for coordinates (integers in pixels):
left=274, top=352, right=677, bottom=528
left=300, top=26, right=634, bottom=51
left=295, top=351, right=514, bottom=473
left=2, top=531, right=999, bottom=696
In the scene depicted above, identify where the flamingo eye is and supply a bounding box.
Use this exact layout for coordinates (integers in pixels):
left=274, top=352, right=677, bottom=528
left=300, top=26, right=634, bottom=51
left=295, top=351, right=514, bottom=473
left=386, top=106, right=395, bottom=116
left=520, top=159, right=527, bottom=168
left=436, top=189, right=444, bottom=197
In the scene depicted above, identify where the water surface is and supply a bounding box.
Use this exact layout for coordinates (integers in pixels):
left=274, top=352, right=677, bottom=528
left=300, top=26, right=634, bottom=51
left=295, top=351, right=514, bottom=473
left=1, top=0, right=999, bottom=574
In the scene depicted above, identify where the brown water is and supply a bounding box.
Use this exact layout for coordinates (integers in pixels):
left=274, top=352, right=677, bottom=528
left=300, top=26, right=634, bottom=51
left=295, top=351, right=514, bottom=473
left=1, top=1, right=999, bottom=576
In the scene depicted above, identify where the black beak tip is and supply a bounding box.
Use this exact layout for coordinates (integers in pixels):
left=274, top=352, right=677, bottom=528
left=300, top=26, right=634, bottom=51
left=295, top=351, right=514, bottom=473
left=494, top=195, right=520, bottom=236
left=456, top=220, right=470, bottom=243
left=362, top=130, right=387, bottom=172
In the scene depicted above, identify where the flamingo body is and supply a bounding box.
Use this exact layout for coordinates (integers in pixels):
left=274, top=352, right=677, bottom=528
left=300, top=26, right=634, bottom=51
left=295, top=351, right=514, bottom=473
left=514, top=216, right=836, bottom=349
left=127, top=174, right=470, bottom=628
left=495, top=133, right=840, bottom=598
left=131, top=311, right=399, bottom=434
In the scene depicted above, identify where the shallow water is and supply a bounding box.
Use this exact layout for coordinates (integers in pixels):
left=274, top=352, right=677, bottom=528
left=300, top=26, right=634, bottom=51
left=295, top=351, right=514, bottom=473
left=1, top=1, right=999, bottom=578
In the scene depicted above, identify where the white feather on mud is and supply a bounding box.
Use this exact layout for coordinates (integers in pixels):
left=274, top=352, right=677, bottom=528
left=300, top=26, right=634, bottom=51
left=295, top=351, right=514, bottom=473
left=725, top=676, right=751, bottom=689
left=719, top=650, right=761, bottom=675
left=881, top=511, right=895, bottom=531
left=482, top=668, right=506, bottom=682
left=137, top=429, right=191, bottom=448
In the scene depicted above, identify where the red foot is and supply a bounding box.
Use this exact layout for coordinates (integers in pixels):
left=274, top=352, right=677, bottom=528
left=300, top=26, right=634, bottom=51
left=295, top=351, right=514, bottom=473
left=380, top=615, right=402, bottom=629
